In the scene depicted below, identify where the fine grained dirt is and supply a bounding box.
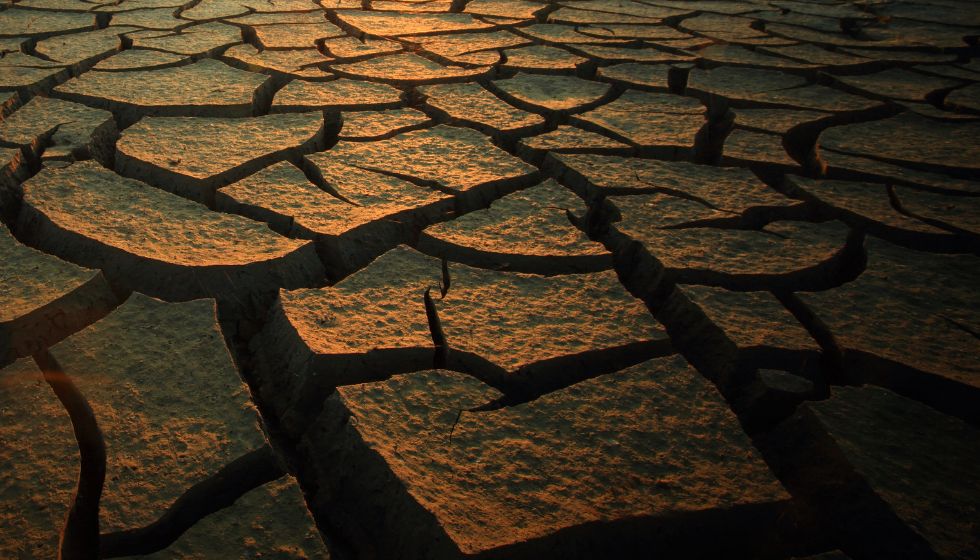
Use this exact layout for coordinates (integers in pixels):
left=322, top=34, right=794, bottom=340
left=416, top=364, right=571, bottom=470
left=1, top=0, right=979, bottom=558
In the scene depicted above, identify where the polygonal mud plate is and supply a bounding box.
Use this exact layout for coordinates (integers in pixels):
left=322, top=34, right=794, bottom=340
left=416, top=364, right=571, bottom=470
left=217, top=158, right=452, bottom=274
left=0, top=224, right=117, bottom=364
left=570, top=89, right=704, bottom=155
left=115, top=112, right=326, bottom=201
left=550, top=153, right=799, bottom=221
left=419, top=82, right=544, bottom=135
left=299, top=355, right=789, bottom=557
left=798, top=237, right=980, bottom=389
left=253, top=244, right=669, bottom=422
left=0, top=96, right=115, bottom=163
left=323, top=125, right=538, bottom=205
left=417, top=179, right=611, bottom=273
left=678, top=284, right=819, bottom=362
left=0, top=294, right=328, bottom=558
left=492, top=72, right=611, bottom=113
left=809, top=385, right=980, bottom=560
left=818, top=112, right=980, bottom=174
left=54, top=58, right=269, bottom=119
left=272, top=78, right=403, bottom=112
left=18, top=161, right=324, bottom=307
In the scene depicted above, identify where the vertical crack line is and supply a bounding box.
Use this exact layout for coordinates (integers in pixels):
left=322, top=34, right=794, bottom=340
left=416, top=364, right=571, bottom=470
left=99, top=444, right=286, bottom=558
left=423, top=287, right=447, bottom=368
left=33, top=349, right=105, bottom=560
left=440, top=257, right=450, bottom=298
left=772, top=290, right=846, bottom=384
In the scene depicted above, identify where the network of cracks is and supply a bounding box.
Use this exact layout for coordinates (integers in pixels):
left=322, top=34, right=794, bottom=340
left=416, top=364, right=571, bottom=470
left=1, top=0, right=978, bottom=558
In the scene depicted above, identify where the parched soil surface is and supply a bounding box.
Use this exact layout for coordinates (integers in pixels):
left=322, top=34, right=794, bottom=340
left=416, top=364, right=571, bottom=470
left=1, top=0, right=979, bottom=558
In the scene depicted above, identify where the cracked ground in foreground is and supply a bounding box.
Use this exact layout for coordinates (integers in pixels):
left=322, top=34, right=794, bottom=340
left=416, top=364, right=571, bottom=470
left=1, top=0, right=979, bottom=558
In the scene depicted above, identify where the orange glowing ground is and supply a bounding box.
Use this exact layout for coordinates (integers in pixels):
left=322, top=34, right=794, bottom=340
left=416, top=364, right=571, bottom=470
left=1, top=0, right=979, bottom=559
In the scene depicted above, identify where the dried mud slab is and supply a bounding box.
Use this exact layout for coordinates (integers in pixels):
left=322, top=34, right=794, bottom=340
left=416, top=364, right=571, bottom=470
left=945, top=83, right=980, bottom=113
left=549, top=5, right=675, bottom=25
left=334, top=10, right=493, bottom=36
left=254, top=245, right=666, bottom=419
left=550, top=153, right=800, bottom=222
left=417, top=179, right=611, bottom=273
left=320, top=36, right=402, bottom=59
left=0, top=295, right=328, bottom=558
left=757, top=43, right=868, bottom=68
left=0, top=224, right=117, bottom=364
left=833, top=68, right=961, bottom=103
left=4, top=0, right=979, bottom=555
left=339, top=108, right=431, bottom=140
left=324, top=125, right=538, bottom=208
left=692, top=44, right=816, bottom=70
left=464, top=0, right=544, bottom=19
left=818, top=112, right=980, bottom=175
left=678, top=284, right=819, bottom=365
left=115, top=112, right=326, bottom=202
left=892, top=185, right=980, bottom=238
left=0, top=95, right=116, bottom=164
left=250, top=22, right=344, bottom=49
left=0, top=53, right=71, bottom=96
left=300, top=355, right=788, bottom=557
left=517, top=125, right=631, bottom=160
left=809, top=385, right=980, bottom=560
left=182, top=0, right=309, bottom=20
left=818, top=149, right=980, bottom=196
left=271, top=78, right=403, bottom=112
left=785, top=176, right=967, bottom=250
left=418, top=255, right=667, bottom=375
left=108, top=8, right=184, bottom=30
left=0, top=8, right=96, bottom=37
left=687, top=66, right=880, bottom=112
left=419, top=82, right=544, bottom=136
left=33, top=26, right=136, bottom=66
left=126, top=22, right=243, bottom=56
left=222, top=45, right=332, bottom=79
left=228, top=11, right=330, bottom=26
left=54, top=59, right=269, bottom=120
left=217, top=159, right=452, bottom=274
left=91, top=49, right=186, bottom=71
left=576, top=44, right=694, bottom=64
left=734, top=108, right=829, bottom=134
left=597, top=62, right=672, bottom=89
left=798, top=237, right=980, bottom=389
left=518, top=22, right=631, bottom=46
left=332, top=53, right=491, bottom=85
left=412, top=31, right=527, bottom=65
left=608, top=197, right=851, bottom=289
left=492, top=72, right=611, bottom=113
left=502, top=45, right=589, bottom=72
left=570, top=90, right=704, bottom=156
left=723, top=128, right=798, bottom=168
left=18, top=161, right=324, bottom=307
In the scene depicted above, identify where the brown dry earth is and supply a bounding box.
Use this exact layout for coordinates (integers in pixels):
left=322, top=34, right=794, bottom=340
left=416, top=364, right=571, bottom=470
left=1, top=0, right=979, bottom=558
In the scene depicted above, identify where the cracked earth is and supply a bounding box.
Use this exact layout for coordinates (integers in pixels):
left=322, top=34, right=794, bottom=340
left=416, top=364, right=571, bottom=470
left=1, top=0, right=978, bottom=558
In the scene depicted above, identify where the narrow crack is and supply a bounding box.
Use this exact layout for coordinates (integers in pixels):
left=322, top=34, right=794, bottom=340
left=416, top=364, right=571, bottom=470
left=99, top=444, right=286, bottom=558
left=33, top=349, right=105, bottom=560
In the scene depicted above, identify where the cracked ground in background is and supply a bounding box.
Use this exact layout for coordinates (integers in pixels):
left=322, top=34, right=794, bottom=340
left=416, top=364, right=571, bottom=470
left=1, top=0, right=979, bottom=558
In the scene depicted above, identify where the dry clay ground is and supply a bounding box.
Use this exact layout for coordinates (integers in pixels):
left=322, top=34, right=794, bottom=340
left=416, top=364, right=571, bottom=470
left=1, top=0, right=979, bottom=558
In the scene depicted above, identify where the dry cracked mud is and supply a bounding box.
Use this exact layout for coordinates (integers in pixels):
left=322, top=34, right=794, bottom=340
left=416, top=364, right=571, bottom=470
left=1, top=0, right=978, bottom=558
